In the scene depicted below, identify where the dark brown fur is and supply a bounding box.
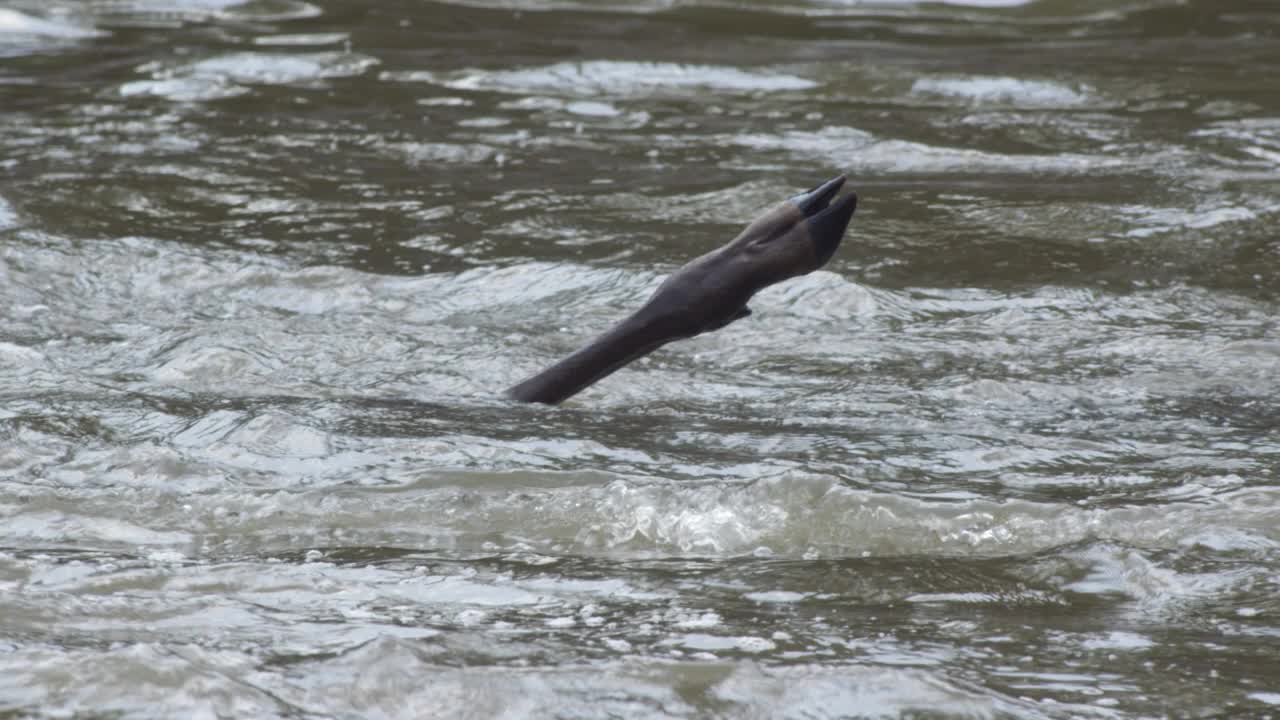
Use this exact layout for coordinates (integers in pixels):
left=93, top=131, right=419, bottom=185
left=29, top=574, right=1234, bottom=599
left=508, top=176, right=858, bottom=405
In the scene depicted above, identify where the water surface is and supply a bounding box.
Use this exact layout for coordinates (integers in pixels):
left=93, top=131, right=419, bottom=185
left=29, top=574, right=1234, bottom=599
left=2, top=0, right=1279, bottom=717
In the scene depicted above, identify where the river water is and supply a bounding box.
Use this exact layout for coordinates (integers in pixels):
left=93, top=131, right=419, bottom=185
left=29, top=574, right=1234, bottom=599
left=2, top=0, right=1278, bottom=717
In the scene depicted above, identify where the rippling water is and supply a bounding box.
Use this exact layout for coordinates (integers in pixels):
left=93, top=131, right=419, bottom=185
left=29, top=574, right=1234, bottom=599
left=2, top=0, right=1279, bottom=717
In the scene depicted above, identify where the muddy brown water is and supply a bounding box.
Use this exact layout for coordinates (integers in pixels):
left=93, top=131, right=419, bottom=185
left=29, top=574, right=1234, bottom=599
left=1, top=0, right=1279, bottom=717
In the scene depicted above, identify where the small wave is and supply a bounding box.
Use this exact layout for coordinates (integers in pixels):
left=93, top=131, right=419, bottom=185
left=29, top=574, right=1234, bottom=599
left=593, top=180, right=789, bottom=226
left=911, top=75, right=1093, bottom=108
left=1193, top=117, right=1280, bottom=167
left=0, top=9, right=102, bottom=39
left=429, top=0, right=1035, bottom=10
left=121, top=51, right=378, bottom=101
left=119, top=75, right=248, bottom=101
left=252, top=32, right=348, bottom=46
left=379, top=140, right=499, bottom=166
left=0, top=341, right=46, bottom=367
left=727, top=125, right=1130, bottom=175
left=0, top=194, right=19, bottom=230
left=0, top=8, right=102, bottom=57
left=0, top=634, right=1104, bottom=719
left=85, top=0, right=322, bottom=25
left=711, top=664, right=1061, bottom=720
left=383, top=61, right=817, bottom=97
left=150, top=342, right=281, bottom=387
left=11, top=468, right=1276, bottom=560
left=1118, top=202, right=1264, bottom=239
left=183, top=52, right=378, bottom=84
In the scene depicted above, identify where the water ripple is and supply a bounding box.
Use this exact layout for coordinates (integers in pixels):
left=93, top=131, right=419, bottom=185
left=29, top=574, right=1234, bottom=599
left=3, top=0, right=1280, bottom=716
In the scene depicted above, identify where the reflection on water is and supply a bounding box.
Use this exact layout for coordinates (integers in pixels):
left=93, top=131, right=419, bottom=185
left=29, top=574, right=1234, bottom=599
left=1, top=0, right=1279, bottom=717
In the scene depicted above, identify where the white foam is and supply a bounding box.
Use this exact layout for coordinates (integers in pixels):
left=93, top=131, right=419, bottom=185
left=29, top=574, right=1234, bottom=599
left=1080, top=631, right=1155, bottom=651
left=119, top=76, right=249, bottom=102
left=0, top=195, right=18, bottom=230
left=729, top=125, right=1129, bottom=174
left=0, top=9, right=102, bottom=39
left=1119, top=202, right=1263, bottom=239
left=384, top=61, right=816, bottom=97
left=912, top=75, right=1092, bottom=108
left=744, top=591, right=809, bottom=603
left=88, top=0, right=320, bottom=24
left=844, top=0, right=1031, bottom=4
left=185, top=51, right=378, bottom=84
left=253, top=33, right=348, bottom=47
left=712, top=664, right=1049, bottom=719
left=121, top=51, right=378, bottom=101
left=0, top=342, right=45, bottom=368
left=432, top=0, right=1032, bottom=9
